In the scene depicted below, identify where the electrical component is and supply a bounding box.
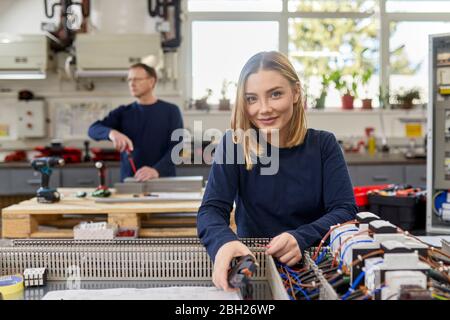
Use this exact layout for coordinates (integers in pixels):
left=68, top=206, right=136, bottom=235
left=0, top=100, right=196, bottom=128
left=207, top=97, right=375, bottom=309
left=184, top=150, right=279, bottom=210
left=73, top=222, right=118, bottom=240
left=356, top=212, right=380, bottom=224
left=329, top=224, right=358, bottom=253
left=382, top=271, right=428, bottom=300
left=433, top=191, right=450, bottom=223
left=23, top=268, right=48, bottom=287
left=369, top=220, right=398, bottom=234
left=399, top=285, right=433, bottom=300
left=365, top=241, right=429, bottom=299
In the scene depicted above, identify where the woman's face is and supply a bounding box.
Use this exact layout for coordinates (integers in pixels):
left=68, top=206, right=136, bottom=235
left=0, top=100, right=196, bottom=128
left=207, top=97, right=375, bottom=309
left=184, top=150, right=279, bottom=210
left=244, top=69, right=300, bottom=143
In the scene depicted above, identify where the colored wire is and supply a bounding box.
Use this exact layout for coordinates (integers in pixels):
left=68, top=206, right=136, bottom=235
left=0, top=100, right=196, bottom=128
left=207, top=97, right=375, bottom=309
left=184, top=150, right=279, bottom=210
left=432, top=293, right=449, bottom=300
left=350, top=249, right=384, bottom=268
left=336, top=239, right=374, bottom=269
left=315, top=228, right=358, bottom=264
left=312, top=220, right=358, bottom=260
left=341, top=260, right=383, bottom=300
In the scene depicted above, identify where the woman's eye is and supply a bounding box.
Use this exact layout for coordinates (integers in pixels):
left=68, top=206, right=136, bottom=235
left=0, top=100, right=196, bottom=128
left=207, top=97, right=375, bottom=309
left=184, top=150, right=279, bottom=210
left=246, top=96, right=256, bottom=104
left=272, top=91, right=282, bottom=98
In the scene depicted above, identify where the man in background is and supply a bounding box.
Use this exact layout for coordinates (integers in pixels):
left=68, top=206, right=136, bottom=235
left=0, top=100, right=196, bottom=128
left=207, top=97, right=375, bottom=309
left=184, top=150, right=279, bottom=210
left=88, top=63, right=183, bottom=181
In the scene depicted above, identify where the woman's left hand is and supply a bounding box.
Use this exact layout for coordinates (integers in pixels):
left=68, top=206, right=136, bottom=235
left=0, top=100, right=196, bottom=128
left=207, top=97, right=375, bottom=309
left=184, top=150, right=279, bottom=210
left=265, top=232, right=302, bottom=266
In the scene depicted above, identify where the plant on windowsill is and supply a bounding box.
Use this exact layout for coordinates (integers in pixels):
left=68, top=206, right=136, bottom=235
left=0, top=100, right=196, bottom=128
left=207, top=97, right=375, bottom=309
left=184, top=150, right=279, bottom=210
left=195, top=88, right=213, bottom=111
left=330, top=70, right=358, bottom=110
left=360, top=68, right=374, bottom=109
left=393, top=87, right=421, bottom=109
left=314, top=74, right=331, bottom=109
left=219, top=80, right=234, bottom=111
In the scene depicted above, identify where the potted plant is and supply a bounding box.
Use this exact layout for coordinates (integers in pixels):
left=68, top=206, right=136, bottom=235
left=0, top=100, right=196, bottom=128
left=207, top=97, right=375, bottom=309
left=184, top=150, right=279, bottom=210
left=394, top=87, right=421, bottom=109
left=314, top=74, right=331, bottom=109
left=360, top=68, right=373, bottom=109
left=219, top=80, right=234, bottom=111
left=330, top=70, right=358, bottom=110
left=195, top=88, right=213, bottom=111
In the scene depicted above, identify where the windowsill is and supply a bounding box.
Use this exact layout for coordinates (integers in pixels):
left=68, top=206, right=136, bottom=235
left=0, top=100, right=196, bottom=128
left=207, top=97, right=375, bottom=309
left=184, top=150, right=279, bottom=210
left=183, top=107, right=427, bottom=115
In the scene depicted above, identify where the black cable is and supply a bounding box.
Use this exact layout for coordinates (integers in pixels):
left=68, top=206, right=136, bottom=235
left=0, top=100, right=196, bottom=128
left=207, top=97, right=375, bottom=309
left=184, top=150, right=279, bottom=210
left=44, top=0, right=61, bottom=19
left=345, top=289, right=365, bottom=300
left=432, top=284, right=450, bottom=294
left=428, top=269, right=450, bottom=284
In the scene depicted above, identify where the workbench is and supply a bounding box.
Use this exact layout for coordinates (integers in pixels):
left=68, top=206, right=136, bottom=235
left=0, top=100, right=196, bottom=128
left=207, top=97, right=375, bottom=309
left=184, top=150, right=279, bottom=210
left=1, top=188, right=230, bottom=239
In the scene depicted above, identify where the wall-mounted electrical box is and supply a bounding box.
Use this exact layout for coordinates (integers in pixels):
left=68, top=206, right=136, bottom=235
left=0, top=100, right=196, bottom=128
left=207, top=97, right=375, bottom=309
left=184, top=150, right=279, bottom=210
left=427, top=33, right=450, bottom=234
left=75, top=33, right=163, bottom=78
left=17, top=100, right=46, bottom=138
left=0, top=34, right=49, bottom=79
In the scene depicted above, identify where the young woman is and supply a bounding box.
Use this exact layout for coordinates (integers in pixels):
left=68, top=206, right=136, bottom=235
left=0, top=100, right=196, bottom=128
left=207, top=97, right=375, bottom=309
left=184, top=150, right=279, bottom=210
left=197, top=51, right=357, bottom=292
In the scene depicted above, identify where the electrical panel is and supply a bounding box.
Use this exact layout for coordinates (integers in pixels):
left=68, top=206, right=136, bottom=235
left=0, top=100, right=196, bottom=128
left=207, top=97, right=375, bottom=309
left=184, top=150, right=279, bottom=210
left=428, top=33, right=450, bottom=233
left=17, top=101, right=46, bottom=138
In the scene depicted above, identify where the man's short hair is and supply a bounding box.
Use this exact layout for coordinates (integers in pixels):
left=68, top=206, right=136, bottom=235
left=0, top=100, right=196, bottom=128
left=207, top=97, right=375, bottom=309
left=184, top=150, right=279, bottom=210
left=129, top=63, right=157, bottom=81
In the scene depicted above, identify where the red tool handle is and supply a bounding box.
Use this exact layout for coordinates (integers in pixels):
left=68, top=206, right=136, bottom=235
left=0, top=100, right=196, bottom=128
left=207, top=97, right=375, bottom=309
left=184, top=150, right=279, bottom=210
left=126, top=148, right=137, bottom=174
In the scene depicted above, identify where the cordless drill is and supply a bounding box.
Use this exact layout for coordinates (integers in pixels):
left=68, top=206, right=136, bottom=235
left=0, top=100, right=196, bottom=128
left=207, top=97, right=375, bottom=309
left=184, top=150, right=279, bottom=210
left=31, top=157, right=64, bottom=203
left=92, top=161, right=111, bottom=197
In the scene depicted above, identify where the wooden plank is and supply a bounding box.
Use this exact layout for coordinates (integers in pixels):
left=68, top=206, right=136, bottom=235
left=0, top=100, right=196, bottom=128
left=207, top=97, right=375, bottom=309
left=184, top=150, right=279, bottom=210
left=107, top=212, right=140, bottom=228
left=2, top=213, right=38, bottom=238
left=139, top=227, right=198, bottom=237
left=142, top=216, right=197, bottom=227
left=37, top=217, right=106, bottom=228
left=2, top=199, right=201, bottom=215
left=31, top=229, right=73, bottom=238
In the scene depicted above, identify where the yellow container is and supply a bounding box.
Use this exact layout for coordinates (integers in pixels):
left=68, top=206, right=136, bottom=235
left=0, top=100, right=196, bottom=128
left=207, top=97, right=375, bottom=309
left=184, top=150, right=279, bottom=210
left=368, top=135, right=376, bottom=156
left=0, top=275, right=24, bottom=300
left=405, top=123, right=423, bottom=138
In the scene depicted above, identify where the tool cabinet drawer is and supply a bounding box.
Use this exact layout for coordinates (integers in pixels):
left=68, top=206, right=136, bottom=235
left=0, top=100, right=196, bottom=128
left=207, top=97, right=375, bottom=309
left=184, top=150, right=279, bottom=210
left=61, top=168, right=98, bottom=187
left=10, top=169, right=61, bottom=195
left=354, top=165, right=405, bottom=185
left=404, top=165, right=426, bottom=187
left=0, top=170, right=11, bottom=195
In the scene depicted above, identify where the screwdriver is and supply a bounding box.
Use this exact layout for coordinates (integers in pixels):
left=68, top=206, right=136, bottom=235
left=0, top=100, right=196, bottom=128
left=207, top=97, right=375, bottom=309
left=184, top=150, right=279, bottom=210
left=125, top=147, right=137, bottom=174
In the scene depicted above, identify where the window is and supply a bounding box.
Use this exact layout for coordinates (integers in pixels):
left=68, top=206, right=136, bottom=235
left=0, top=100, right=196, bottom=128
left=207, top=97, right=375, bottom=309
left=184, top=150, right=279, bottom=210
left=389, top=21, right=450, bottom=104
left=289, top=17, right=379, bottom=107
left=188, top=0, right=282, bottom=12
left=288, top=0, right=377, bottom=13
left=192, top=21, right=279, bottom=103
left=187, top=0, right=450, bottom=109
left=386, top=1, right=450, bottom=13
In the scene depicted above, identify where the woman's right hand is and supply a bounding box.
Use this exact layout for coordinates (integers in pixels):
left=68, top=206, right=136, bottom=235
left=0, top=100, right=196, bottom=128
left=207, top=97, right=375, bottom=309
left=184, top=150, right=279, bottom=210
left=212, top=240, right=254, bottom=292
left=108, top=129, right=134, bottom=152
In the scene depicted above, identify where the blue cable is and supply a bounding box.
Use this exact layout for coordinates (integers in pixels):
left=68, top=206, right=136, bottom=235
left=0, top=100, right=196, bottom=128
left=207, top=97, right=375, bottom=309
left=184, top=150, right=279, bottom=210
left=338, top=240, right=374, bottom=270
left=280, top=263, right=314, bottom=300
left=328, top=228, right=359, bottom=248
left=291, top=285, right=311, bottom=300
left=363, top=286, right=386, bottom=300
left=315, top=249, right=328, bottom=264
left=315, top=228, right=358, bottom=264
left=341, top=271, right=366, bottom=300
left=341, top=261, right=383, bottom=300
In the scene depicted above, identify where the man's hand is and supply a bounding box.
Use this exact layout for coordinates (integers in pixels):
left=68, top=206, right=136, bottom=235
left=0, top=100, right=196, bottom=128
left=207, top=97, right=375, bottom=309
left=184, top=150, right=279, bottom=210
left=108, top=129, right=134, bottom=152
left=134, top=166, right=159, bottom=181
left=213, top=241, right=254, bottom=292
left=265, top=232, right=302, bottom=266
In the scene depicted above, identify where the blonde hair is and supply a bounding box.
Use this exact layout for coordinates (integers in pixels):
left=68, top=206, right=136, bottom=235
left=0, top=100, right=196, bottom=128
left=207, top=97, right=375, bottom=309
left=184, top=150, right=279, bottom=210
left=231, top=51, right=308, bottom=170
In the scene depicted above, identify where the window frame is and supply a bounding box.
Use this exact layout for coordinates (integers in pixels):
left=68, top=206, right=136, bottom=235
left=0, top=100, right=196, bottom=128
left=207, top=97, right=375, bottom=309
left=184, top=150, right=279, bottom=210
left=183, top=0, right=450, bottom=107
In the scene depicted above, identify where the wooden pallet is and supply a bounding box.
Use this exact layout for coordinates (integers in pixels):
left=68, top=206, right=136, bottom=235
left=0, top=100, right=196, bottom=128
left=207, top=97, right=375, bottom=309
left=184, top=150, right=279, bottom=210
left=1, top=188, right=236, bottom=239
left=0, top=194, right=34, bottom=238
